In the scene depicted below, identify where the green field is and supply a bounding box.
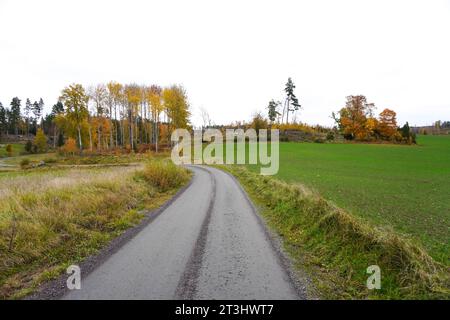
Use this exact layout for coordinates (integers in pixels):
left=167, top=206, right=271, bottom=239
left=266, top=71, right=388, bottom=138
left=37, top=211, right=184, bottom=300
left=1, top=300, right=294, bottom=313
left=247, top=135, right=450, bottom=264
left=0, top=143, right=25, bottom=157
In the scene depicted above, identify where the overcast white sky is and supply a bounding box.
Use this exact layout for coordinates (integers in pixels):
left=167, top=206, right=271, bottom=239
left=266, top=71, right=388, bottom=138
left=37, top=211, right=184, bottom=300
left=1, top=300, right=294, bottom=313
left=0, top=0, right=449, bottom=127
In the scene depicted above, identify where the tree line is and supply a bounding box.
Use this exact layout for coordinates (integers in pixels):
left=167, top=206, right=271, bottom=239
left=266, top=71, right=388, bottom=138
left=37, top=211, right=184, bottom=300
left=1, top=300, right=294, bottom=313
left=0, top=82, right=191, bottom=153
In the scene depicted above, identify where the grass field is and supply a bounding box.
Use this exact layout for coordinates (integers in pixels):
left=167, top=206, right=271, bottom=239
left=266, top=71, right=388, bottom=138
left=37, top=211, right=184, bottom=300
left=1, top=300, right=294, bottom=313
left=0, top=143, right=25, bottom=157
left=246, top=135, right=450, bottom=265
left=0, top=160, right=190, bottom=299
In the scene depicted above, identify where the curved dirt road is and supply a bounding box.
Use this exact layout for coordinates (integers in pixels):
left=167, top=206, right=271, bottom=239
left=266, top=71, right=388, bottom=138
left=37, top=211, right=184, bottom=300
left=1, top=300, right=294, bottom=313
left=63, top=166, right=305, bottom=300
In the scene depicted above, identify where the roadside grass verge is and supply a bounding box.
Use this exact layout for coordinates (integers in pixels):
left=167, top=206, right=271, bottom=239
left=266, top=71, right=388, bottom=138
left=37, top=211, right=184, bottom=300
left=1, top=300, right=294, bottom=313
left=246, top=135, right=450, bottom=264
left=0, top=162, right=190, bottom=299
left=220, top=165, right=449, bottom=299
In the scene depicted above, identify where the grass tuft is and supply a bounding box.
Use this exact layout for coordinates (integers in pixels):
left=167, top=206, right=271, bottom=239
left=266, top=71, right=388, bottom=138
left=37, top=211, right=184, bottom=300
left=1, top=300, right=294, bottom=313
left=138, top=161, right=191, bottom=192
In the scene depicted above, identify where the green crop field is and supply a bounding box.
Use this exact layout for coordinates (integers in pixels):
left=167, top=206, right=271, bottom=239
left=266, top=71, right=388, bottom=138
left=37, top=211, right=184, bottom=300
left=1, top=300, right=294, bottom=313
left=246, top=135, right=450, bottom=264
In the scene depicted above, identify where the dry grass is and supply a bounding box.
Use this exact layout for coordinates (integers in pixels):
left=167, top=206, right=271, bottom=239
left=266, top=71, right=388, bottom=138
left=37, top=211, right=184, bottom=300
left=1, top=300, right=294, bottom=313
left=0, top=163, right=190, bottom=299
left=138, top=160, right=191, bottom=192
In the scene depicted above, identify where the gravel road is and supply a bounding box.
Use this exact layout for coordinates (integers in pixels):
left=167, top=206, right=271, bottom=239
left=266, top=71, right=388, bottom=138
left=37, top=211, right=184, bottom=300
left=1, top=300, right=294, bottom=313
left=63, top=166, right=305, bottom=300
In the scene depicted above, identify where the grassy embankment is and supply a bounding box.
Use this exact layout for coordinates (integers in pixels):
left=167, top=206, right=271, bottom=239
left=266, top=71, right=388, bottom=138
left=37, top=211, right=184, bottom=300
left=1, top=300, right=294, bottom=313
left=220, top=135, right=449, bottom=299
left=0, top=159, right=190, bottom=299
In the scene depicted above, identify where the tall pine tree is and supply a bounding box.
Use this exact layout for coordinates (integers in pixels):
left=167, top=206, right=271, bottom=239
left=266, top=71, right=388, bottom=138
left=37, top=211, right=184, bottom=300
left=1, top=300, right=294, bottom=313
left=284, top=78, right=301, bottom=124
left=10, top=97, right=21, bottom=135
left=0, top=102, right=7, bottom=135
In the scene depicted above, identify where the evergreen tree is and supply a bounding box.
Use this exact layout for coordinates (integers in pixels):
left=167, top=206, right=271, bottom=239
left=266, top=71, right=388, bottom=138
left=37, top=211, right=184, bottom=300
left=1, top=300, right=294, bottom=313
left=33, top=100, right=43, bottom=125
left=267, top=100, right=280, bottom=123
left=284, top=78, right=301, bottom=124
left=52, top=101, right=64, bottom=115
left=10, top=97, right=21, bottom=135
left=57, top=132, right=65, bottom=147
left=0, top=102, right=7, bottom=135
left=51, top=101, right=64, bottom=148
left=401, top=122, right=410, bottom=138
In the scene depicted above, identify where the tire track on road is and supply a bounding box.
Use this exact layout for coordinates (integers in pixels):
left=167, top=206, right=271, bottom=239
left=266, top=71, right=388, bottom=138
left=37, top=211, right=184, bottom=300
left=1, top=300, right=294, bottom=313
left=175, top=166, right=216, bottom=299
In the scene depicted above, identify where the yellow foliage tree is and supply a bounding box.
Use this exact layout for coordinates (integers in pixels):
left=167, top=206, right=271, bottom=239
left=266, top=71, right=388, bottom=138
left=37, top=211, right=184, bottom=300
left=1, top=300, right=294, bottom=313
left=162, top=85, right=190, bottom=132
left=335, top=95, right=376, bottom=140
left=34, top=128, right=48, bottom=153
left=147, top=85, right=163, bottom=152
left=59, top=84, right=89, bottom=151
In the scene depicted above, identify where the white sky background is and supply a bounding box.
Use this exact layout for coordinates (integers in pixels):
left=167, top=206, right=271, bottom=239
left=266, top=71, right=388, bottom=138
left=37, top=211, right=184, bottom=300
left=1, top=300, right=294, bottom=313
left=0, top=0, right=449, bottom=127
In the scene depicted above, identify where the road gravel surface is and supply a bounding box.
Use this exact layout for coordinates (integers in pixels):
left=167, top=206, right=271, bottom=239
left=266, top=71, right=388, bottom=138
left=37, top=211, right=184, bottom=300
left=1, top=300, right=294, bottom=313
left=63, top=166, right=305, bottom=299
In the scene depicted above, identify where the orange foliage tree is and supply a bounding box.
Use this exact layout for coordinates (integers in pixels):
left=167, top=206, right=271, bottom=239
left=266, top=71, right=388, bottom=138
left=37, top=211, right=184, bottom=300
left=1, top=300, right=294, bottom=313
left=62, top=137, right=78, bottom=155
left=377, top=108, right=398, bottom=140
left=335, top=95, right=376, bottom=140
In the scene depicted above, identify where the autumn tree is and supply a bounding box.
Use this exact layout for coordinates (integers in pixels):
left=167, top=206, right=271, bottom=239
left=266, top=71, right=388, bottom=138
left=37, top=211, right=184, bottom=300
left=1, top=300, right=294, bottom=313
left=106, top=81, right=123, bottom=147
left=335, top=95, right=375, bottom=140
left=63, top=137, right=77, bottom=155
left=124, top=84, right=141, bottom=150
left=250, top=111, right=268, bottom=135
left=106, top=81, right=122, bottom=148
left=59, top=84, right=89, bottom=151
left=147, top=85, right=163, bottom=151
left=89, top=84, right=108, bottom=150
left=377, top=108, right=398, bottom=140
left=163, top=85, right=190, bottom=132
left=34, top=128, right=47, bottom=152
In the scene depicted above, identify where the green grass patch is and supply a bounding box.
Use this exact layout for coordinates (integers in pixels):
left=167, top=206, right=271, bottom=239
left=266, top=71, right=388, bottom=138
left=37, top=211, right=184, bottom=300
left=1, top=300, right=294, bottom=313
left=0, top=143, right=25, bottom=157
left=244, top=135, right=450, bottom=265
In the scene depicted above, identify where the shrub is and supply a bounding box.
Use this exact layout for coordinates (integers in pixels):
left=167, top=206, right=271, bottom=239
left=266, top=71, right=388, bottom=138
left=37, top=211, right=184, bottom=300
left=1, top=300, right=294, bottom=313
left=57, top=132, right=65, bottom=147
left=34, top=128, right=48, bottom=153
left=314, top=137, right=326, bottom=143
left=5, top=144, right=12, bottom=156
left=326, top=131, right=335, bottom=141
left=20, top=158, right=30, bottom=169
left=43, top=157, right=57, bottom=164
left=62, top=138, right=78, bottom=155
left=25, top=140, right=33, bottom=153
left=139, top=161, right=190, bottom=192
